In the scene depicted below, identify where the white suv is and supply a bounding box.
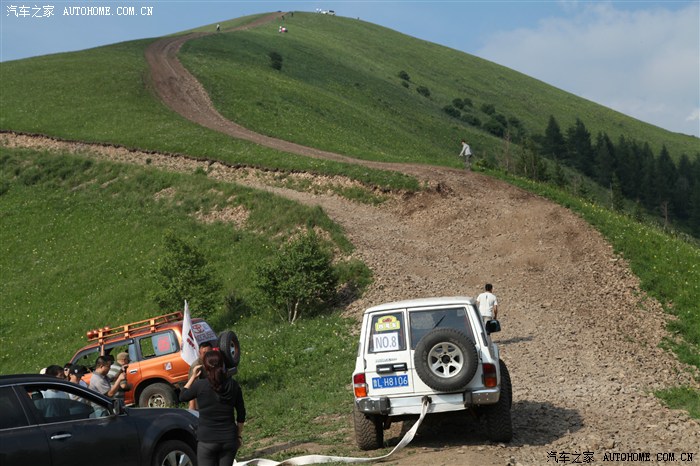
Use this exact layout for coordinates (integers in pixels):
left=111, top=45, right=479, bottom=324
left=351, top=296, right=512, bottom=450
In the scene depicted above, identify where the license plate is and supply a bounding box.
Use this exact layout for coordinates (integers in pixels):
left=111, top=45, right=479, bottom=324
left=372, top=375, right=409, bottom=389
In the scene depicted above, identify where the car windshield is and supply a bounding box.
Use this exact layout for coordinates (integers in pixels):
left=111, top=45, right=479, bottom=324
left=409, top=307, right=475, bottom=349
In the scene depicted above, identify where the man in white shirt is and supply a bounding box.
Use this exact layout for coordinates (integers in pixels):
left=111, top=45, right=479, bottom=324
left=476, top=283, right=498, bottom=324
left=459, top=139, right=472, bottom=169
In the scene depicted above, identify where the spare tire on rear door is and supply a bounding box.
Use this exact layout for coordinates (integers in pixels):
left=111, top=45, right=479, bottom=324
left=414, top=328, right=478, bottom=392
left=218, top=330, right=240, bottom=370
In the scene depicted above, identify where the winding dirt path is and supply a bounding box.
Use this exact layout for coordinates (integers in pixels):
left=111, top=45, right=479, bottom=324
left=4, top=12, right=699, bottom=466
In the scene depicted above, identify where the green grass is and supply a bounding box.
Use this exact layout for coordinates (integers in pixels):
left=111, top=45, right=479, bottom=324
left=0, top=33, right=418, bottom=195
left=0, top=147, right=356, bottom=371
left=0, top=146, right=373, bottom=459
left=656, top=386, right=700, bottom=420
left=180, top=12, right=699, bottom=163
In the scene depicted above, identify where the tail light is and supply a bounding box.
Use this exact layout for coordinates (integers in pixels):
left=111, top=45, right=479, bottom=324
left=353, top=373, right=368, bottom=398
left=482, top=363, right=497, bottom=388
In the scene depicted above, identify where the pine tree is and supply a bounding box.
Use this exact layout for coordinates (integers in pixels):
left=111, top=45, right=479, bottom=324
left=566, top=118, right=594, bottom=177
left=541, top=115, right=567, bottom=161
left=653, top=145, right=678, bottom=221
left=593, top=132, right=616, bottom=186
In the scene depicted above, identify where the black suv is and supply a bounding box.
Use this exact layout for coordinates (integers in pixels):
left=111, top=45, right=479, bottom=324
left=0, top=374, right=198, bottom=466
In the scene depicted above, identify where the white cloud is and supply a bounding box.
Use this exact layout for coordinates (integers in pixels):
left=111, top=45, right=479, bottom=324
left=476, top=2, right=700, bottom=137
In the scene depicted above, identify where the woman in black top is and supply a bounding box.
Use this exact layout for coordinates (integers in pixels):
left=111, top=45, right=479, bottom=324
left=180, top=350, right=246, bottom=466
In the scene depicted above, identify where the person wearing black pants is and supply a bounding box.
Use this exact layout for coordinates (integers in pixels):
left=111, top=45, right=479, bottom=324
left=180, top=350, right=246, bottom=466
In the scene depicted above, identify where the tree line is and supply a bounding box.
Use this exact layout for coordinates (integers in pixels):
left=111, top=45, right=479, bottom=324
left=525, top=116, right=700, bottom=237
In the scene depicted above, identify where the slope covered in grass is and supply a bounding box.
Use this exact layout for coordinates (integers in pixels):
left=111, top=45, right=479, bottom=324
left=0, top=147, right=357, bottom=372
left=1, top=11, right=696, bottom=170
left=179, top=12, right=698, bottom=163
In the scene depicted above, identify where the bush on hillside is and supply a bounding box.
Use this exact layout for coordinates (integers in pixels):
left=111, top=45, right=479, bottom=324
left=481, top=103, right=496, bottom=115
left=254, top=231, right=338, bottom=324
left=398, top=70, right=411, bottom=81
left=151, top=230, right=222, bottom=318
left=443, top=105, right=461, bottom=118
left=416, top=86, right=431, bottom=98
left=269, top=51, right=283, bottom=70
left=483, top=118, right=506, bottom=137
left=460, top=114, right=481, bottom=127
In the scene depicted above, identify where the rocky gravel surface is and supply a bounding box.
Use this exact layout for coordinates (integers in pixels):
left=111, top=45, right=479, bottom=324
left=3, top=14, right=699, bottom=464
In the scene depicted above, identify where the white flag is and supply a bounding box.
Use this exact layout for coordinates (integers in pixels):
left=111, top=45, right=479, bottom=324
left=180, top=300, right=198, bottom=365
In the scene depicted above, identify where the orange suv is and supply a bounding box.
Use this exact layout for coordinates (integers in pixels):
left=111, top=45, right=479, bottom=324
left=69, top=312, right=239, bottom=407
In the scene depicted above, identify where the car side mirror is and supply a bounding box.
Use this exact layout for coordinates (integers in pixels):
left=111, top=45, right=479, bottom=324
left=485, top=319, right=501, bottom=334
left=111, top=398, right=126, bottom=415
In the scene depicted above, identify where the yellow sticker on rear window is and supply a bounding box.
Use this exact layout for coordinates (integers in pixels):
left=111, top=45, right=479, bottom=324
left=375, top=315, right=401, bottom=332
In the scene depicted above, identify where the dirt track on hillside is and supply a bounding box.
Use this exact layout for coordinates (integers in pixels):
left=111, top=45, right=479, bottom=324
left=4, top=12, right=699, bottom=466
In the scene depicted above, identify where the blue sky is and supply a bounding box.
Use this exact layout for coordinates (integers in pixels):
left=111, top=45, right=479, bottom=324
left=2, top=1, right=699, bottom=138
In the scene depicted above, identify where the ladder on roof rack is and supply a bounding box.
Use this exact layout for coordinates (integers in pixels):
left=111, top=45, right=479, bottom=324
left=86, top=311, right=183, bottom=346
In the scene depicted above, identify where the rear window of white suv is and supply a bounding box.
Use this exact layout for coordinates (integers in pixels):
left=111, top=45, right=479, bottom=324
left=409, top=307, right=475, bottom=349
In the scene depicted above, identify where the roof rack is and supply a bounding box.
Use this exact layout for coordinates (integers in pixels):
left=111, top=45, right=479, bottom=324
left=86, top=311, right=183, bottom=345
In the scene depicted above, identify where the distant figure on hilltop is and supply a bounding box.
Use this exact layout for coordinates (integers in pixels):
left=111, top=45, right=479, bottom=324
left=458, top=139, right=472, bottom=170
left=216, top=24, right=220, bottom=32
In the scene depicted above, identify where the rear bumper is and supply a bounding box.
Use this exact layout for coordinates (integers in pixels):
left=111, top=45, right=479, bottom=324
left=356, top=387, right=500, bottom=416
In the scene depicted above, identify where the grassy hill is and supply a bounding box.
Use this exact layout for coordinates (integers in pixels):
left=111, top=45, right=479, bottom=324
left=1, top=13, right=697, bottom=167
left=1, top=10, right=698, bottom=453
left=180, top=12, right=698, bottom=164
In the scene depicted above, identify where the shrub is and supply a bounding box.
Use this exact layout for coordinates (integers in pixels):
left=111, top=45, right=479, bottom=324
left=254, top=231, right=338, bottom=324
left=483, top=118, right=505, bottom=137
left=462, top=97, right=473, bottom=108
left=481, top=103, right=496, bottom=115
left=398, top=70, right=411, bottom=81
left=151, top=230, right=222, bottom=318
left=401, top=81, right=409, bottom=89
left=452, top=98, right=464, bottom=109
left=416, top=86, right=431, bottom=98
left=460, top=114, right=481, bottom=127
left=494, top=113, right=508, bottom=127
left=443, top=105, right=461, bottom=118
left=269, top=51, right=283, bottom=70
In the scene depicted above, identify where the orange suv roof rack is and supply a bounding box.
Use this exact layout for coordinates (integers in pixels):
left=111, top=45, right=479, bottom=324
left=86, top=311, right=183, bottom=345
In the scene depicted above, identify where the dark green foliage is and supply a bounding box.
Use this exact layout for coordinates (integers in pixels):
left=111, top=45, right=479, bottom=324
left=481, top=103, right=496, bottom=115
left=611, top=174, right=624, bottom=212
left=593, top=132, right=616, bottom=186
left=268, top=51, right=283, bottom=70
left=398, top=70, right=410, bottom=81
left=416, top=85, right=431, bottom=98
left=541, top=115, right=567, bottom=160
left=460, top=114, right=481, bottom=127
left=254, top=231, right=338, bottom=324
left=552, top=162, right=568, bottom=188
left=516, top=139, right=547, bottom=182
left=443, top=105, right=461, bottom=118
left=452, top=98, right=465, bottom=109
left=483, top=118, right=505, bottom=138
left=493, top=113, right=508, bottom=127
left=401, top=81, right=409, bottom=88
left=151, top=230, right=222, bottom=318
left=566, top=118, right=594, bottom=177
